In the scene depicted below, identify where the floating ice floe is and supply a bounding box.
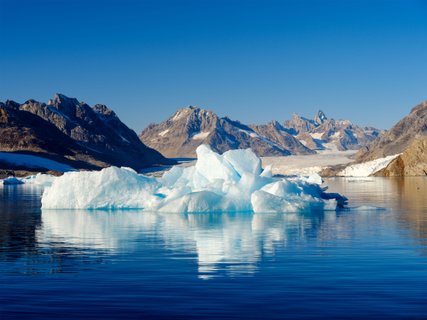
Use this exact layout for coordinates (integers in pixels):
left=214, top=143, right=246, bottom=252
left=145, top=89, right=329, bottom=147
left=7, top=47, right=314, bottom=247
left=21, top=173, right=57, bottom=187
left=41, top=145, right=347, bottom=212
left=1, top=173, right=56, bottom=187
left=338, top=154, right=400, bottom=177
left=2, top=176, right=24, bottom=185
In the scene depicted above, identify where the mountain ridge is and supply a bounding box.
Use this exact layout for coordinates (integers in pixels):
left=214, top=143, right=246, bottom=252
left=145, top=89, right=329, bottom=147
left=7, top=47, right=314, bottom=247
left=140, top=106, right=380, bottom=158
left=0, top=94, right=173, bottom=172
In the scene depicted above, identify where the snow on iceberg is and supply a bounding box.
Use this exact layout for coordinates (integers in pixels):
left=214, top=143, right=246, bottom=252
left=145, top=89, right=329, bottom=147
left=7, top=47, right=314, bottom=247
left=338, top=154, right=400, bottom=177
left=41, top=145, right=347, bottom=212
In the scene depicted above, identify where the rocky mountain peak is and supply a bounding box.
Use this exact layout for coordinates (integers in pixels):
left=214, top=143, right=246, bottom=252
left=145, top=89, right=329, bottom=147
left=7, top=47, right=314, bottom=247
left=283, top=110, right=380, bottom=151
left=1, top=95, right=172, bottom=171
left=48, top=93, right=81, bottom=116
left=141, top=106, right=316, bottom=158
left=410, top=100, right=427, bottom=115
left=170, top=106, right=217, bottom=125
left=5, top=100, right=20, bottom=110
left=93, top=104, right=116, bottom=118
left=314, top=110, right=327, bottom=124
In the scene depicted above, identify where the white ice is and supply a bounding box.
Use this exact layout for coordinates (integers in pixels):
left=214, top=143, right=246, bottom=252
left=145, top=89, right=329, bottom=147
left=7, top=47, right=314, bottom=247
left=20, top=173, right=57, bottom=187
left=41, top=145, right=346, bottom=212
left=338, top=154, right=400, bottom=177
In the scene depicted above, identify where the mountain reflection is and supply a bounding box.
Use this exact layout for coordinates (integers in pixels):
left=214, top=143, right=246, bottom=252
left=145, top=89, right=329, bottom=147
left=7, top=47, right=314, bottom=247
left=326, top=177, right=427, bottom=253
left=39, top=209, right=344, bottom=278
left=392, top=177, right=427, bottom=250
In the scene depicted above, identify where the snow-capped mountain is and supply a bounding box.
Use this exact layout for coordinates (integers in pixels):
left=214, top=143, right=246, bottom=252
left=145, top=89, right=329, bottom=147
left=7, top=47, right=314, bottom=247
left=140, top=106, right=313, bottom=158
left=284, top=110, right=381, bottom=151
left=140, top=107, right=377, bottom=158
left=0, top=94, right=173, bottom=172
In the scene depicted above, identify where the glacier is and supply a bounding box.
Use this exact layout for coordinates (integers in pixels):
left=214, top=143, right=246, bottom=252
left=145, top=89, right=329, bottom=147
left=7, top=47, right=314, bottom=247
left=338, top=154, right=400, bottom=177
left=41, top=145, right=347, bottom=212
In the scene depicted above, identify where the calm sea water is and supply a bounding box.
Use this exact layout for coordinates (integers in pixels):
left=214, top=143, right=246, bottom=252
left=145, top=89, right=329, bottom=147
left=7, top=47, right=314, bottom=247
left=1, top=178, right=427, bottom=319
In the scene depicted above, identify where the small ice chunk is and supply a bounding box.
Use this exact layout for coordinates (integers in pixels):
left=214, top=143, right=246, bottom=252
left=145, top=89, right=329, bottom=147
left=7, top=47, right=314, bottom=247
left=2, top=176, right=24, bottom=185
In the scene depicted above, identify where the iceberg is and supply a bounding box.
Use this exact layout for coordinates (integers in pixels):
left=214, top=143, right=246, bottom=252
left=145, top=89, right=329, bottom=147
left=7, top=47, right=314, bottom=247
left=41, top=145, right=347, bottom=212
left=2, top=176, right=24, bottom=185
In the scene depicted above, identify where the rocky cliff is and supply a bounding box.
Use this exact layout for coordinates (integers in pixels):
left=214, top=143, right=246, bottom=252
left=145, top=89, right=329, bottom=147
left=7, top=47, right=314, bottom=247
left=357, top=100, right=427, bottom=162
left=374, top=136, right=427, bottom=176
left=0, top=94, right=173, bottom=172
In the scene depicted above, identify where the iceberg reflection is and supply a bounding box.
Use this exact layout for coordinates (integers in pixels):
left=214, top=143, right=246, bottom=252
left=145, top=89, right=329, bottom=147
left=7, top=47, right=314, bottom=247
left=38, top=209, right=353, bottom=278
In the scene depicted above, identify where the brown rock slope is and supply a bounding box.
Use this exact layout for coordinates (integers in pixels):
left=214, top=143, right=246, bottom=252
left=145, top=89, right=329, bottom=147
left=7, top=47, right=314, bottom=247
left=374, top=136, right=427, bottom=176
left=0, top=94, right=173, bottom=171
left=357, top=100, right=427, bottom=162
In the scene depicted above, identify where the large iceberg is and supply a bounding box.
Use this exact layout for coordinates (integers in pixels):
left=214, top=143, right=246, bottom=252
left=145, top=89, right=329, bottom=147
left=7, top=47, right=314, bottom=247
left=41, top=145, right=347, bottom=212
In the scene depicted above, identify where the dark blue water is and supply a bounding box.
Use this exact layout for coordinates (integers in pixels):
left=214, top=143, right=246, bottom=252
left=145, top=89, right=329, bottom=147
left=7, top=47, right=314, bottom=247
left=1, top=178, right=427, bottom=319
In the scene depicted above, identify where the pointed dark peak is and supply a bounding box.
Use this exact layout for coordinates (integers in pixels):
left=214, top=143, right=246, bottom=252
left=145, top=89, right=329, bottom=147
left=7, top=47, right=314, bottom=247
left=314, top=110, right=327, bottom=124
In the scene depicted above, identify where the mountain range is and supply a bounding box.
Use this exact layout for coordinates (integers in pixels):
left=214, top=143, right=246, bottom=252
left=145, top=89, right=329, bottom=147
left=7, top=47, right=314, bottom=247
left=140, top=107, right=381, bottom=158
left=0, top=94, right=173, bottom=173
left=4, top=93, right=426, bottom=177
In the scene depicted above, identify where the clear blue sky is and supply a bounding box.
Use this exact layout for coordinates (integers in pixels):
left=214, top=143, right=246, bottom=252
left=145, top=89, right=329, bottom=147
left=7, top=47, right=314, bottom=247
left=1, top=0, right=426, bottom=132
